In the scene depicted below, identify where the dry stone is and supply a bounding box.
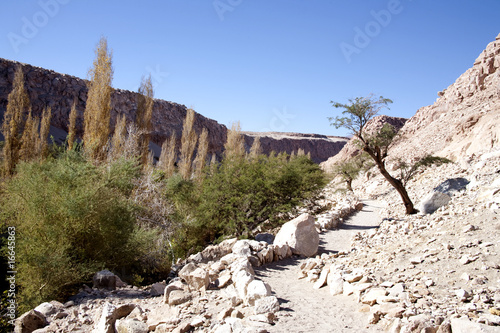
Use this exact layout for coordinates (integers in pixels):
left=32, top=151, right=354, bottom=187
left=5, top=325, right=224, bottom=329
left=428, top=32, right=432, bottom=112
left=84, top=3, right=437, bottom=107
left=419, top=191, right=451, bottom=214
left=178, top=263, right=209, bottom=291
left=274, top=213, right=319, bottom=257
left=93, top=270, right=118, bottom=290
left=115, top=318, right=148, bottom=333
left=14, top=310, right=47, bottom=333
left=254, top=296, right=280, bottom=315
left=245, top=280, right=272, bottom=305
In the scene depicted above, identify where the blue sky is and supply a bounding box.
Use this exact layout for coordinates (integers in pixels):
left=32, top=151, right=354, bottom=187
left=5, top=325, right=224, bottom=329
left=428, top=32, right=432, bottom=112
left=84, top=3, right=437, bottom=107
left=1, top=1, right=499, bottom=136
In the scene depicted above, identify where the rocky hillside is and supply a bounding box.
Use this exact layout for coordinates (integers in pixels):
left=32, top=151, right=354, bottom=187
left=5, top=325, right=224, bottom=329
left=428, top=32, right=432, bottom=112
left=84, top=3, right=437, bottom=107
left=389, top=33, right=500, bottom=162
left=320, top=115, right=407, bottom=172
left=0, top=58, right=347, bottom=163
left=300, top=147, right=500, bottom=332
left=243, top=132, right=348, bottom=164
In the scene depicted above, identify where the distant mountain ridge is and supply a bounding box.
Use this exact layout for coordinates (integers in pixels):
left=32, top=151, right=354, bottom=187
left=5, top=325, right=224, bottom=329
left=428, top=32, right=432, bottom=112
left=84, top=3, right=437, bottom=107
left=0, top=58, right=347, bottom=163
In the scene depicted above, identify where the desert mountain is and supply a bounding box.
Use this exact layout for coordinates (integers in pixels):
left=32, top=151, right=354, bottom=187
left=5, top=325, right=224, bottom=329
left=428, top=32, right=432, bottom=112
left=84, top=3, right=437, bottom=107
left=0, top=58, right=347, bottom=163
left=389, top=33, right=500, bottom=162
left=322, top=33, right=500, bottom=171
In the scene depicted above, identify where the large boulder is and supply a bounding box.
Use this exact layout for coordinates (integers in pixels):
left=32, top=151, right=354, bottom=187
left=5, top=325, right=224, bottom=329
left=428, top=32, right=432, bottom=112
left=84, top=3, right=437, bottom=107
left=115, top=318, right=148, bottom=333
left=178, top=263, right=209, bottom=291
left=273, top=213, right=319, bottom=257
left=419, top=191, right=451, bottom=214
left=419, top=178, right=469, bottom=214
left=245, top=280, right=272, bottom=305
left=14, top=310, right=47, bottom=333
left=93, top=270, right=118, bottom=290
left=93, top=303, right=136, bottom=333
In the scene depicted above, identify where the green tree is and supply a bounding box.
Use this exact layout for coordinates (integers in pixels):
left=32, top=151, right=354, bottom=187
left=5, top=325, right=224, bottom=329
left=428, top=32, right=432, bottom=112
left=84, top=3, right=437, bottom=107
left=329, top=95, right=419, bottom=214
left=332, top=153, right=371, bottom=192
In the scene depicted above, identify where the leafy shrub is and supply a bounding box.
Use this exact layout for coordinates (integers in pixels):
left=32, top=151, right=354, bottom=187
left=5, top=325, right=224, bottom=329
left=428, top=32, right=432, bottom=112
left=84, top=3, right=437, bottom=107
left=168, top=152, right=326, bottom=256
left=0, top=151, right=163, bottom=311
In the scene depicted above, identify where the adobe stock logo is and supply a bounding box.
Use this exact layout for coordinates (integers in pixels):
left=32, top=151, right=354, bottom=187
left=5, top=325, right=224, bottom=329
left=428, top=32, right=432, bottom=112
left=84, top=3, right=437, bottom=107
left=7, top=0, right=71, bottom=54
left=260, top=107, right=296, bottom=132
left=340, top=0, right=409, bottom=64
left=213, top=0, right=243, bottom=21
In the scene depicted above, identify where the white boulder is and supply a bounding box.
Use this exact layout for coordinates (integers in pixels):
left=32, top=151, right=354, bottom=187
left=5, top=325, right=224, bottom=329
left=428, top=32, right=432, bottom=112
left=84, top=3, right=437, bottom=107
left=274, top=213, right=319, bottom=257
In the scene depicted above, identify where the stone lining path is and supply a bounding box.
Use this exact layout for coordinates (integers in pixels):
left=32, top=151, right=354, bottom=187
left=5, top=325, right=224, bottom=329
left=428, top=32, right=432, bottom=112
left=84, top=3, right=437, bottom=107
left=256, top=200, right=385, bottom=333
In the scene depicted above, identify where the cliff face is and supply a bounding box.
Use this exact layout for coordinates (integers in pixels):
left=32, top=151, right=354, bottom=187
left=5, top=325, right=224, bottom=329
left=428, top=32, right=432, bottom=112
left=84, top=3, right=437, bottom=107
left=0, top=58, right=227, bottom=158
left=243, top=132, right=348, bottom=164
left=389, top=33, right=500, bottom=161
left=0, top=58, right=346, bottom=163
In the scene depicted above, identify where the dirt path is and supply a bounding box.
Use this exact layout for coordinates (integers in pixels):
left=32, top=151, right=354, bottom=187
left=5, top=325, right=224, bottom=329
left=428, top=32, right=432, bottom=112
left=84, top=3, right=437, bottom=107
left=256, top=200, right=385, bottom=333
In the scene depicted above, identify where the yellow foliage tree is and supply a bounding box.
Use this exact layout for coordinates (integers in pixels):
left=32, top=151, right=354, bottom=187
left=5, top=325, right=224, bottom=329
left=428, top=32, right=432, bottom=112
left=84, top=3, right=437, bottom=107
left=224, top=122, right=245, bottom=161
left=110, top=114, right=127, bottom=160
left=193, top=128, right=209, bottom=180
left=158, top=132, right=177, bottom=177
left=178, top=109, right=197, bottom=180
left=2, top=65, right=30, bottom=175
left=136, top=75, right=154, bottom=166
left=19, top=110, right=39, bottom=162
left=83, top=37, right=113, bottom=162
left=248, top=136, right=262, bottom=160
left=67, top=101, right=78, bottom=151
left=39, top=107, right=51, bottom=159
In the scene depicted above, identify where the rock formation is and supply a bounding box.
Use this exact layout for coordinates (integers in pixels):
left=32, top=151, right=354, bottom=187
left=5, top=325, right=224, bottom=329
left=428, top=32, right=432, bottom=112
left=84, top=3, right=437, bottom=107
left=0, top=58, right=347, bottom=163
left=243, top=132, right=348, bottom=164
left=389, top=33, right=500, bottom=162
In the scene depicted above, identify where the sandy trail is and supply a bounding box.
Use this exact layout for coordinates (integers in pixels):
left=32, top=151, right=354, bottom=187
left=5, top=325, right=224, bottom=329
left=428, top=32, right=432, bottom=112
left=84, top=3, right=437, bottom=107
left=256, top=200, right=385, bottom=333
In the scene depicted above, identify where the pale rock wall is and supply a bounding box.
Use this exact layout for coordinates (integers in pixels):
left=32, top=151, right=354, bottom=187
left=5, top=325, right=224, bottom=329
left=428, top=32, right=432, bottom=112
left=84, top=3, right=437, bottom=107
left=389, top=33, right=500, bottom=161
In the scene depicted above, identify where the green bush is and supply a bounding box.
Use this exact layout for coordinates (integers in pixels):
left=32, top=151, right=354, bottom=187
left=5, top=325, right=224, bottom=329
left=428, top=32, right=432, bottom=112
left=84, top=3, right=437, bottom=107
left=168, top=152, right=326, bottom=256
left=0, top=151, right=162, bottom=311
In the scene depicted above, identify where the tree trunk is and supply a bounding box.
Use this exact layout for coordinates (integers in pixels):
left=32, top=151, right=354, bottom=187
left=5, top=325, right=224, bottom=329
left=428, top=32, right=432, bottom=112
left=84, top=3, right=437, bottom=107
left=364, top=147, right=417, bottom=214
left=376, top=161, right=417, bottom=214
left=346, top=178, right=353, bottom=192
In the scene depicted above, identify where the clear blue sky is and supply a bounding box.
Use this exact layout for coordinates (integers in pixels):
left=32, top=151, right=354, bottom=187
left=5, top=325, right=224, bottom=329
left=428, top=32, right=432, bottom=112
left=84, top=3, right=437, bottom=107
left=1, top=1, right=499, bottom=136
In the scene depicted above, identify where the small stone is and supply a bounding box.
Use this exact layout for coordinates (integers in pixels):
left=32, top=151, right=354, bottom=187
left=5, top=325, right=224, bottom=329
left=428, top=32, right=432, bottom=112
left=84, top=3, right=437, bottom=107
left=410, top=257, right=424, bottom=264
left=455, top=289, right=470, bottom=301
left=217, top=308, right=233, bottom=321
left=361, top=288, right=388, bottom=306
left=462, top=225, right=476, bottom=233
left=231, top=310, right=244, bottom=319
left=254, top=296, right=280, bottom=314
left=168, top=290, right=192, bottom=306
left=313, top=266, right=329, bottom=289
left=459, top=255, right=475, bottom=265
left=327, top=272, right=343, bottom=296
left=380, top=281, right=394, bottom=288
left=368, top=311, right=382, bottom=324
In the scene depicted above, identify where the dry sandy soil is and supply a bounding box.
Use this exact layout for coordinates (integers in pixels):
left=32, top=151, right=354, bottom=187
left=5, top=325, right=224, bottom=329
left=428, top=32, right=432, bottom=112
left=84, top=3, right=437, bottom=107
left=256, top=201, right=385, bottom=333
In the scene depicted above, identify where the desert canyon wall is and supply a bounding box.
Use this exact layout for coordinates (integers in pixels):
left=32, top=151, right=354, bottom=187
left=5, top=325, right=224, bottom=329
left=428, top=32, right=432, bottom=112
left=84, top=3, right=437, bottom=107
left=0, top=58, right=347, bottom=163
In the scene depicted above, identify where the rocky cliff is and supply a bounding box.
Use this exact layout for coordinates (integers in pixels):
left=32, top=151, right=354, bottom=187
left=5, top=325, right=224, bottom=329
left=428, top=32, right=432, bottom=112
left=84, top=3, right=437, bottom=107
left=0, top=58, right=347, bottom=163
left=389, top=33, right=500, bottom=162
left=243, top=132, right=348, bottom=164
